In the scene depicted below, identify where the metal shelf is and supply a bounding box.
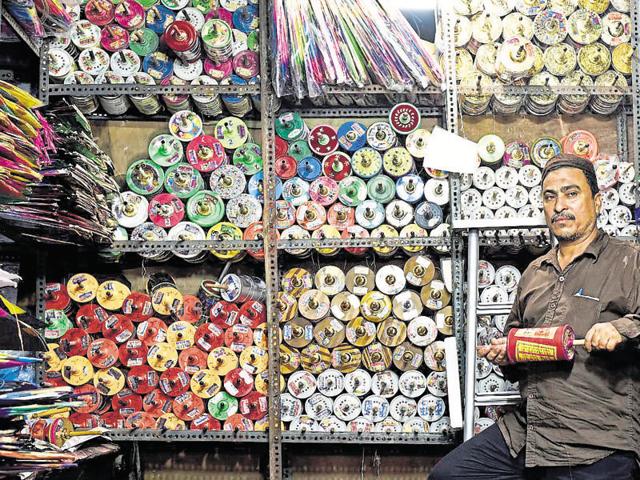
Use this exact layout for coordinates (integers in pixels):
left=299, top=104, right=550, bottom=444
left=105, top=429, right=268, bottom=442
left=281, top=106, right=444, bottom=118
left=280, top=432, right=455, bottom=445
left=48, top=84, right=261, bottom=97
left=84, top=111, right=262, bottom=123
left=478, top=234, right=551, bottom=248
left=1, top=10, right=42, bottom=57
left=276, top=236, right=451, bottom=250
left=452, top=216, right=547, bottom=231
left=320, top=85, right=443, bottom=95
left=100, top=239, right=263, bottom=253
left=458, top=85, right=632, bottom=96
left=475, top=393, right=521, bottom=407
left=477, top=303, right=513, bottom=316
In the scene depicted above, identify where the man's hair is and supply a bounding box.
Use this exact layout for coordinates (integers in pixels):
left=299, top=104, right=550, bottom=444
left=541, top=154, right=600, bottom=196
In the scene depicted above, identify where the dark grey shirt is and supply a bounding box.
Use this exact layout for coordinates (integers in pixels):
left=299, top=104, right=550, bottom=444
left=498, top=231, right=640, bottom=468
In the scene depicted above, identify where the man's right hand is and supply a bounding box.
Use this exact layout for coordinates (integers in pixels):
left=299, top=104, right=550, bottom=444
left=477, top=337, right=510, bottom=366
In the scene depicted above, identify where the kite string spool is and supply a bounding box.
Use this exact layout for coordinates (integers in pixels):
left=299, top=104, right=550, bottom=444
left=506, top=325, right=582, bottom=363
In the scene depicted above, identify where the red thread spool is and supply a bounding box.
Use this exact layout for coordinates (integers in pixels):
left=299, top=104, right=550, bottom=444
left=164, top=21, right=201, bottom=64
left=506, top=325, right=579, bottom=363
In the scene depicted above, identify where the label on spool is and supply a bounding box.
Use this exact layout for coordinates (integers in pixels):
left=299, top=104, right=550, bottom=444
left=209, top=165, right=246, bottom=200
left=142, top=389, right=173, bottom=417
left=322, top=153, right=351, bottom=181
left=308, top=125, right=339, bottom=155
left=352, top=148, right=383, bottom=179
left=309, top=177, right=339, bottom=206
left=405, top=129, right=430, bottom=159
left=115, top=0, right=145, bottom=30
left=102, top=314, right=134, bottom=344
left=361, top=395, right=389, bottom=422
left=507, top=325, right=576, bottom=362
left=76, top=304, right=108, bottom=334
left=169, top=111, right=204, bottom=142
left=78, top=48, right=110, bottom=76
left=503, top=141, right=531, bottom=168
left=383, top=147, right=413, bottom=178
left=337, top=122, right=367, bottom=152
left=233, top=50, right=259, bottom=79
left=215, top=117, right=249, bottom=149
left=562, top=130, right=598, bottom=161
left=389, top=104, right=421, bottom=134
left=137, top=317, right=168, bottom=346
left=71, top=20, right=101, bottom=50
left=417, top=395, right=445, bottom=422
left=101, top=24, right=129, bottom=52
left=399, top=371, right=427, bottom=398
left=367, top=122, right=397, bottom=151
left=337, top=177, right=366, bottom=208
left=129, top=28, right=159, bottom=57
left=127, top=365, right=159, bottom=394
left=233, top=143, right=263, bottom=175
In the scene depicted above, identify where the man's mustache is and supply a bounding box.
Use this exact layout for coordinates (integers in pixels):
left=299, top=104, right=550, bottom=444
left=552, top=212, right=575, bottom=223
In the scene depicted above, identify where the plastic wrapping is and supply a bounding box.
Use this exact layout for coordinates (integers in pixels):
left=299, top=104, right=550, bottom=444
left=5, top=0, right=73, bottom=40
left=272, top=0, right=443, bottom=99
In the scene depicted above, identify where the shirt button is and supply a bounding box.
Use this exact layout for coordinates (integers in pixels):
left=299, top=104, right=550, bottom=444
left=528, top=425, right=535, bottom=431
left=559, top=276, right=565, bottom=282
left=528, top=393, right=536, bottom=399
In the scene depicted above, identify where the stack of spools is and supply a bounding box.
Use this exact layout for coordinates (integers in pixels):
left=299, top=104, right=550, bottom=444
left=43, top=271, right=269, bottom=431
left=277, top=255, right=453, bottom=434
left=274, top=105, right=451, bottom=257
left=473, top=259, right=522, bottom=434
left=49, top=0, right=260, bottom=116
left=451, top=0, right=631, bottom=115
left=463, top=129, right=636, bottom=237
left=110, top=110, right=265, bottom=262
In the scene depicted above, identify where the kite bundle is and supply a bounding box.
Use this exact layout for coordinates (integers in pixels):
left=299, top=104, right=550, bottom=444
left=272, top=0, right=444, bottom=99
left=0, top=83, right=120, bottom=245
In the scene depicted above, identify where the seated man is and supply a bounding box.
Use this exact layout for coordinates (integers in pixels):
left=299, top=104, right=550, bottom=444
left=431, top=155, right=640, bottom=480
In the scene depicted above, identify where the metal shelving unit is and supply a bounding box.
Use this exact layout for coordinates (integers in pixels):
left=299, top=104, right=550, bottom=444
left=280, top=432, right=454, bottom=444
left=7, top=0, right=639, bottom=477
left=99, top=240, right=263, bottom=254
left=457, top=85, right=633, bottom=96
left=105, top=430, right=268, bottom=443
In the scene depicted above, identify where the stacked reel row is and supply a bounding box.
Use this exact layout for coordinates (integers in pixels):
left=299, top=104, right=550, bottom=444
left=451, top=0, right=631, bottom=115
left=49, top=0, right=261, bottom=116
left=276, top=255, right=455, bottom=434
left=473, top=260, right=524, bottom=434
left=462, top=129, right=636, bottom=237
left=43, top=271, right=269, bottom=431
left=110, top=111, right=265, bottom=262
left=272, top=105, right=451, bottom=257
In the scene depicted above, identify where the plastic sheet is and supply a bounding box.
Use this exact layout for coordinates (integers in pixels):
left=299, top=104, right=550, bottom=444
left=272, top=0, right=444, bottom=98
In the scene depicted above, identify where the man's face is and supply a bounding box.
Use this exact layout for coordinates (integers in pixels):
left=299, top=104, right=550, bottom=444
left=541, top=167, right=601, bottom=242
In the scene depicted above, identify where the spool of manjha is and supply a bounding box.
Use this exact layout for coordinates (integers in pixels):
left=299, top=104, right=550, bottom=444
left=506, top=325, right=584, bottom=363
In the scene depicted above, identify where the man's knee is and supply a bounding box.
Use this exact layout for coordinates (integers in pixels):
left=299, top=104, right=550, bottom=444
left=429, top=456, right=457, bottom=480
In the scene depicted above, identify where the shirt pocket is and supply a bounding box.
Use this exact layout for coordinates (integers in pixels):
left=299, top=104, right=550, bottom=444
left=566, top=296, right=601, bottom=339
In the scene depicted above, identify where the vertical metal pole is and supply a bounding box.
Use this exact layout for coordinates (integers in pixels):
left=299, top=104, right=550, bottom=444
left=463, top=230, right=479, bottom=441
left=617, top=106, right=628, bottom=163
left=38, top=40, right=50, bottom=105
left=260, top=0, right=282, bottom=477
left=630, top=1, right=640, bottom=240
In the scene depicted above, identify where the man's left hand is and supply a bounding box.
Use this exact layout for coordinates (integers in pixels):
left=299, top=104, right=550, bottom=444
left=584, top=322, right=624, bottom=353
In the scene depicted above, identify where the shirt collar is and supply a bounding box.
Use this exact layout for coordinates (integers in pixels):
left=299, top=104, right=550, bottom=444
left=540, top=230, right=609, bottom=269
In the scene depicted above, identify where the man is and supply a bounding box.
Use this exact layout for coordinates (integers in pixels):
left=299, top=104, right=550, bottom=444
left=431, top=155, right=640, bottom=479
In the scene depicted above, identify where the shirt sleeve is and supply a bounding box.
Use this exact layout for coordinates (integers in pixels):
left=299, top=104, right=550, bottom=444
left=500, top=283, right=526, bottom=382
left=610, top=256, right=640, bottom=340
